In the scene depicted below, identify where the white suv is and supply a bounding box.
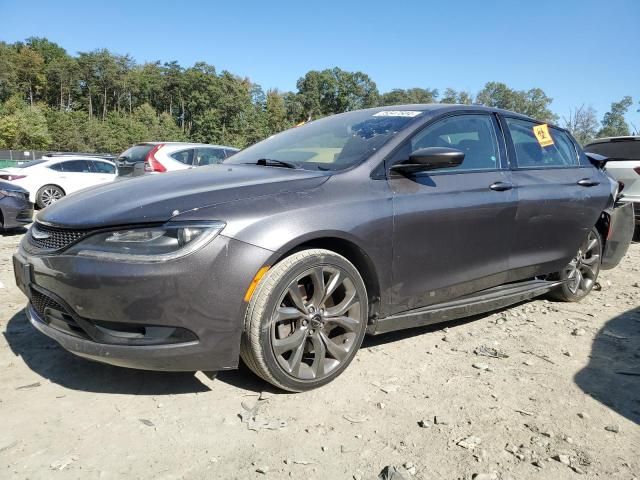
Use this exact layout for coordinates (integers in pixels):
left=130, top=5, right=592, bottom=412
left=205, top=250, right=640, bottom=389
left=115, top=142, right=240, bottom=177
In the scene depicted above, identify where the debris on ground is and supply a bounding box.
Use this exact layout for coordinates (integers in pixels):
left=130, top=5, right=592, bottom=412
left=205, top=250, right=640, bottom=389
left=474, top=345, right=508, bottom=358
left=139, top=418, right=155, bottom=427
left=49, top=454, right=79, bottom=471
left=378, top=465, right=408, bottom=480
left=239, top=401, right=287, bottom=431
left=457, top=435, right=482, bottom=450
left=15, top=382, right=41, bottom=390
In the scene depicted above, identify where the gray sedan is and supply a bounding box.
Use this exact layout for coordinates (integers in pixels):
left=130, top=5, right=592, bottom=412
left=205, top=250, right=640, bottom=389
left=12, top=105, right=634, bottom=391
left=0, top=180, right=32, bottom=231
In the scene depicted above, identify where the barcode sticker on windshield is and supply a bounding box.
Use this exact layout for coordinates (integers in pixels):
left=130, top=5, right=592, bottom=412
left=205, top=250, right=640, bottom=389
left=373, top=111, right=422, bottom=117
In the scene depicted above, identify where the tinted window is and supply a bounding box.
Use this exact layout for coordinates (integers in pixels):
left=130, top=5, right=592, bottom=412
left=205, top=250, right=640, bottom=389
left=506, top=118, right=578, bottom=168
left=225, top=148, right=239, bottom=157
left=409, top=114, right=500, bottom=171
left=48, top=163, right=64, bottom=172
left=91, top=161, right=116, bottom=174
left=61, top=160, right=91, bottom=172
left=15, top=159, right=47, bottom=168
left=196, top=148, right=226, bottom=166
left=584, top=140, right=640, bottom=160
left=118, top=144, right=154, bottom=162
left=171, top=149, right=194, bottom=165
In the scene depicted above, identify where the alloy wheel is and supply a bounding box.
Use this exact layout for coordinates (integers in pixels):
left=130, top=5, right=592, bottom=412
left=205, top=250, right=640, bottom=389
left=566, top=230, right=600, bottom=294
left=270, top=266, right=363, bottom=381
left=41, top=188, right=63, bottom=206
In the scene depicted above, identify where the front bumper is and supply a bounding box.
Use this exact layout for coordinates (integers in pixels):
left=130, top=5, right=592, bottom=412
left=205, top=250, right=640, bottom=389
left=13, top=235, right=273, bottom=371
left=0, top=195, right=33, bottom=229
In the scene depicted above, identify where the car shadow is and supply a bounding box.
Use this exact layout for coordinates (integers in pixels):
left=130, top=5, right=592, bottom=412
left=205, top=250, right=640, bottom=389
left=4, top=309, right=211, bottom=395
left=0, top=226, right=28, bottom=236
left=574, top=306, right=640, bottom=425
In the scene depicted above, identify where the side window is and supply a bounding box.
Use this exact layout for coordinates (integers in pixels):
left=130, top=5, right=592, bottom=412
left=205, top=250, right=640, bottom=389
left=62, top=160, right=91, bottom=172
left=196, top=148, right=226, bottom=166
left=92, top=161, right=116, bottom=174
left=48, top=163, right=64, bottom=172
left=505, top=118, right=578, bottom=168
left=408, top=114, right=500, bottom=171
left=170, top=149, right=194, bottom=165
left=224, top=148, right=239, bottom=158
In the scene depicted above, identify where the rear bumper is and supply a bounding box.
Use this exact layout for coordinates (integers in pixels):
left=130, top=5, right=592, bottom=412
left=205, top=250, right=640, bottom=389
left=601, top=202, right=635, bottom=270
left=13, top=235, right=273, bottom=371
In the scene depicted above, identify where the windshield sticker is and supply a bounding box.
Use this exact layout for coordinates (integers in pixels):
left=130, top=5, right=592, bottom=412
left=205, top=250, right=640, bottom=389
left=373, top=111, right=422, bottom=118
left=533, top=124, right=554, bottom=147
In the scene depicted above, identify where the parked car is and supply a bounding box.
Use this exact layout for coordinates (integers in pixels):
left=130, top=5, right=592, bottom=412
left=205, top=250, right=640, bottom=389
left=0, top=180, right=32, bottom=231
left=0, top=156, right=117, bottom=208
left=584, top=136, right=640, bottom=227
left=13, top=105, right=634, bottom=392
left=115, top=142, right=240, bottom=177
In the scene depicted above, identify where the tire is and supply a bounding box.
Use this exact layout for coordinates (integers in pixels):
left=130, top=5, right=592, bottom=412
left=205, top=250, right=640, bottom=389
left=549, top=227, right=602, bottom=302
left=240, top=249, right=368, bottom=392
left=36, top=185, right=65, bottom=209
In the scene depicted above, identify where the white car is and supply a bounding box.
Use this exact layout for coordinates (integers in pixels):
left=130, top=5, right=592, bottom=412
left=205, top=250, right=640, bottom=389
left=585, top=136, right=640, bottom=227
left=115, top=142, right=239, bottom=177
left=0, top=155, right=117, bottom=208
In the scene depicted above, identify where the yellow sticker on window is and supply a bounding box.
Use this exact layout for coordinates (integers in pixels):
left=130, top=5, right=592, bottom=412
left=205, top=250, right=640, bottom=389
left=533, top=124, right=554, bottom=147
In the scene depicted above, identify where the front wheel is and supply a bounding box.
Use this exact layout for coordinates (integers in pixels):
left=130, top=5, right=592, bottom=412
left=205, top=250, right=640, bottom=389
left=36, top=185, right=65, bottom=209
left=240, top=249, right=368, bottom=392
left=549, top=227, right=602, bottom=302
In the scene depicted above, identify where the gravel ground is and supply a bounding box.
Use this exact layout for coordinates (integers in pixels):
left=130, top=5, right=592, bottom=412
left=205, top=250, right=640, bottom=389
left=0, top=228, right=638, bottom=480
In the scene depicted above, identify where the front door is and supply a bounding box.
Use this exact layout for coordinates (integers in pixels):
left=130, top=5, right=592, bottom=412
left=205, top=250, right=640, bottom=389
left=388, top=113, right=517, bottom=314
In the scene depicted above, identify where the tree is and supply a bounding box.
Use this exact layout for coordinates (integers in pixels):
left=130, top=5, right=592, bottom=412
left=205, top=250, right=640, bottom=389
left=15, top=46, right=45, bottom=106
left=381, top=88, right=438, bottom=105
left=563, top=105, right=599, bottom=145
left=440, top=88, right=473, bottom=104
left=476, top=82, right=557, bottom=122
left=598, top=96, right=633, bottom=137
left=296, top=67, right=379, bottom=118
left=265, top=89, right=288, bottom=135
left=0, top=95, right=51, bottom=149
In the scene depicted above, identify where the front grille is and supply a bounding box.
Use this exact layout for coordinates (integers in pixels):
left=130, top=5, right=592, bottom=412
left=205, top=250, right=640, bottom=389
left=28, top=223, right=89, bottom=251
left=30, top=288, right=66, bottom=318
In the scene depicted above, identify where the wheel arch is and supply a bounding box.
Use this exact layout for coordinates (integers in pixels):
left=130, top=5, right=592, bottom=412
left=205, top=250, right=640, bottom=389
left=266, top=235, right=382, bottom=322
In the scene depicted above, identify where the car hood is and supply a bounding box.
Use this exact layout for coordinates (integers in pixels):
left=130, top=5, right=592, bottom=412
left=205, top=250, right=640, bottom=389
left=37, top=165, right=330, bottom=229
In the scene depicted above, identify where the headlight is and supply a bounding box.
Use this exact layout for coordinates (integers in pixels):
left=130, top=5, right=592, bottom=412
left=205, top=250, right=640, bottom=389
left=66, top=221, right=225, bottom=262
left=0, top=188, right=27, bottom=199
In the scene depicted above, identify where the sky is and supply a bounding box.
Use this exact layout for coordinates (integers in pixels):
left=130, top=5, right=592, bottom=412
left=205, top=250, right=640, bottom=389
left=1, top=0, right=639, bottom=129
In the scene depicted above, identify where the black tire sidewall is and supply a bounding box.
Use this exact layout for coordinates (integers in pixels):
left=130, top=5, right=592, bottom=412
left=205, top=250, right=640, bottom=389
left=255, top=252, right=368, bottom=392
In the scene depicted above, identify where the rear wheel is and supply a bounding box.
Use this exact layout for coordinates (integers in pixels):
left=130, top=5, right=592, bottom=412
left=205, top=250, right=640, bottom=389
left=550, top=227, right=602, bottom=302
left=240, top=249, right=368, bottom=392
left=36, top=185, right=65, bottom=209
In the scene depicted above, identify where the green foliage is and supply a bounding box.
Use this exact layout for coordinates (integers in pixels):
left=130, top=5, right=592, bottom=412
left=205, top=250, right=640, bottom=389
left=0, top=37, right=633, bottom=153
left=598, top=96, right=633, bottom=137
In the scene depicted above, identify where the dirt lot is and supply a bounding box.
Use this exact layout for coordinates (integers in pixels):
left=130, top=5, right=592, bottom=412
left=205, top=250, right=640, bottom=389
left=0, top=228, right=638, bottom=480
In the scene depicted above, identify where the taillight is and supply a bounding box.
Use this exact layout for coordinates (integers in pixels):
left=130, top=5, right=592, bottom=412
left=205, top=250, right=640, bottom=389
left=144, top=144, right=166, bottom=172
left=0, top=174, right=27, bottom=181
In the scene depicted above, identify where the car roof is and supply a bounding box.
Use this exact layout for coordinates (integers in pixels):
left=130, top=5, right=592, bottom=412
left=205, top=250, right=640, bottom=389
left=39, top=156, right=115, bottom=164
left=136, top=142, right=239, bottom=149
left=585, top=136, right=640, bottom=146
left=348, top=104, right=556, bottom=127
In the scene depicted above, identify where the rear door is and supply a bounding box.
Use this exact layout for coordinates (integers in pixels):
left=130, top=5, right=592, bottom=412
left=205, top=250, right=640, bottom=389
left=88, top=160, right=117, bottom=184
left=501, top=116, right=610, bottom=279
left=54, top=160, right=94, bottom=194
left=389, top=113, right=517, bottom=313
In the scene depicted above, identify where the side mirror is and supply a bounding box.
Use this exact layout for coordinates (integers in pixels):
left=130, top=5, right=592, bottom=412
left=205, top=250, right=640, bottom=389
left=392, top=147, right=465, bottom=173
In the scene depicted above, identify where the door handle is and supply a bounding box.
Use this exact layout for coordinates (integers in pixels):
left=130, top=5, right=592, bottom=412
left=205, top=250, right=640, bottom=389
left=577, top=178, right=600, bottom=187
left=489, top=182, right=513, bottom=191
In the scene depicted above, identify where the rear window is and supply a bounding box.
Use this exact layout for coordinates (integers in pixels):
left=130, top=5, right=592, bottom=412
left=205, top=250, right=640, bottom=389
left=15, top=159, right=47, bottom=168
left=118, top=144, right=154, bottom=162
left=506, top=118, right=578, bottom=168
left=584, top=140, right=640, bottom=160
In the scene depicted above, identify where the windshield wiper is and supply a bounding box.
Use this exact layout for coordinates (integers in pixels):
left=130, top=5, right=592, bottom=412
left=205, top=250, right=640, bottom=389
left=250, top=158, right=299, bottom=169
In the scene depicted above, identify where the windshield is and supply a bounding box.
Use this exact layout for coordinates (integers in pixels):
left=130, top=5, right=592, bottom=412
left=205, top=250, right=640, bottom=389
left=225, top=109, right=422, bottom=171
